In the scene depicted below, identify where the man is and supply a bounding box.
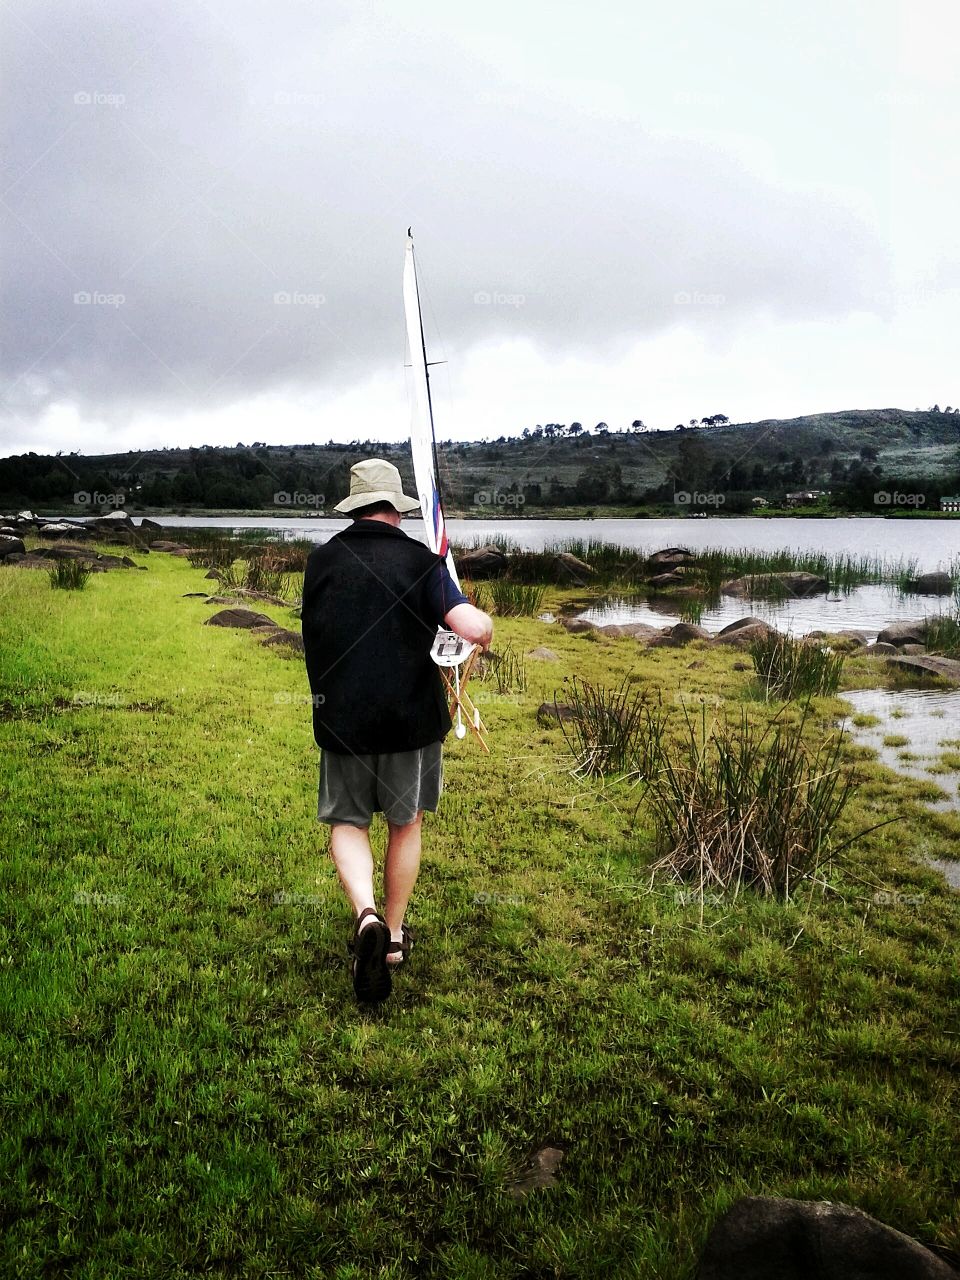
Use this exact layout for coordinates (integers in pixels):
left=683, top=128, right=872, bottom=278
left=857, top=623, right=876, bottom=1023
left=301, top=458, right=493, bottom=1004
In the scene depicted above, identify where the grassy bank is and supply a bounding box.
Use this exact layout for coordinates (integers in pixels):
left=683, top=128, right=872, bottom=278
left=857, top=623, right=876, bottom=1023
left=1, top=549, right=959, bottom=1278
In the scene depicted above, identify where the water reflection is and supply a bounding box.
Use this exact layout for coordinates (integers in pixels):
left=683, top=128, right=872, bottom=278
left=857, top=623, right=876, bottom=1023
left=579, top=585, right=948, bottom=640
left=839, top=688, right=960, bottom=810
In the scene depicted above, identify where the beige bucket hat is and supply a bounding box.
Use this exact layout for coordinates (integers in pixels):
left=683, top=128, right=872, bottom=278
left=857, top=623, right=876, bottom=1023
left=333, top=458, right=421, bottom=515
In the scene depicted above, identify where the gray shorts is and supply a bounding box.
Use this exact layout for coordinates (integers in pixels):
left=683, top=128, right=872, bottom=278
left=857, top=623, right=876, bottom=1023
left=317, top=741, right=443, bottom=827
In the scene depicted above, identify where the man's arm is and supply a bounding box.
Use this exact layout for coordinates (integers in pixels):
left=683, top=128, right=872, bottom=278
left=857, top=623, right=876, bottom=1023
left=444, top=601, right=493, bottom=649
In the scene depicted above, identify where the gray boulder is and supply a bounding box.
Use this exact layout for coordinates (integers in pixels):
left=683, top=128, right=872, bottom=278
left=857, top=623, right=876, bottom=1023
left=652, top=622, right=712, bottom=647
left=853, top=641, right=898, bottom=656
left=885, top=654, right=960, bottom=685
left=903, top=571, right=953, bottom=595
left=714, top=620, right=778, bottom=647
left=721, top=571, right=829, bottom=598
left=0, top=535, right=25, bottom=559
left=695, top=1195, right=958, bottom=1280
left=528, top=646, right=560, bottom=661
left=138, top=517, right=164, bottom=533
left=204, top=608, right=276, bottom=629
left=648, top=547, right=695, bottom=567
left=561, top=617, right=597, bottom=634
left=553, top=551, right=595, bottom=584
left=876, top=621, right=929, bottom=647
left=456, top=545, right=508, bottom=579
left=648, top=571, right=686, bottom=588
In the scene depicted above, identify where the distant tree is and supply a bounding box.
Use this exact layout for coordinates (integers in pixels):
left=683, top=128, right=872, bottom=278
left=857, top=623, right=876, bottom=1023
left=859, top=445, right=879, bottom=462
left=595, top=421, right=609, bottom=434
left=689, top=419, right=699, bottom=428
left=674, top=424, right=686, bottom=432
left=568, top=423, right=583, bottom=437
left=631, top=419, right=645, bottom=432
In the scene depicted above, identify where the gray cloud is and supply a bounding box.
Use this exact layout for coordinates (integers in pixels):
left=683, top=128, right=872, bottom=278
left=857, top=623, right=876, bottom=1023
left=1, top=0, right=888, bottom=437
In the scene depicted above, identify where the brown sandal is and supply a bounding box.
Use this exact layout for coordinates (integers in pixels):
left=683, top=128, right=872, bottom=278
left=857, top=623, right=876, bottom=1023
left=386, top=923, right=414, bottom=968
left=346, top=907, right=391, bottom=1003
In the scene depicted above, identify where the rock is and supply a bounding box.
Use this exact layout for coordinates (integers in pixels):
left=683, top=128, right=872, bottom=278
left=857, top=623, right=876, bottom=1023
left=717, top=617, right=773, bottom=638
left=669, top=621, right=712, bottom=645
left=877, top=621, right=930, bottom=647
left=714, top=621, right=778, bottom=647
left=901, top=643, right=928, bottom=655
left=0, top=536, right=25, bottom=559
left=138, top=517, right=164, bottom=533
left=695, top=1195, right=958, bottom=1280
left=619, top=622, right=665, bottom=641
left=561, top=617, right=597, bottom=633
left=528, top=646, right=560, bottom=660
left=648, top=547, right=695, bottom=567
left=885, top=654, right=960, bottom=685
left=537, top=700, right=576, bottom=725
left=553, top=551, right=595, bottom=584
left=182, top=592, right=208, bottom=598
left=258, top=627, right=304, bottom=653
left=853, top=641, right=898, bottom=656
left=903, top=571, right=953, bottom=595
left=721, top=571, right=829, bottom=598
left=456, top=545, right=508, bottom=579
left=93, top=509, right=134, bottom=524
left=150, top=540, right=191, bottom=552
left=204, top=569, right=221, bottom=580
left=507, top=1145, right=564, bottom=1200
left=38, top=521, right=89, bottom=537
left=204, top=608, right=277, bottom=629
left=648, top=571, right=686, bottom=588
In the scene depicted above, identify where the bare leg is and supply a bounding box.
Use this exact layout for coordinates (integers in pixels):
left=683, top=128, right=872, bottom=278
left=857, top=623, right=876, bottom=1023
left=329, top=823, right=378, bottom=931
left=384, top=811, right=423, bottom=962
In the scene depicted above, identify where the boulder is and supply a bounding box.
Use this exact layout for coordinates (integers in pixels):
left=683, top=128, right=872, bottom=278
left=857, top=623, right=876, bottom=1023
left=877, top=621, right=930, bottom=647
left=561, top=617, right=597, bottom=634
left=695, top=1195, right=958, bottom=1280
left=648, top=547, right=695, bottom=567
left=903, top=571, right=953, bottom=595
left=93, top=509, right=134, bottom=524
left=885, top=654, right=960, bottom=685
left=618, top=622, right=666, bottom=641
left=528, top=646, right=560, bottom=661
left=536, top=700, right=576, bottom=725
left=258, top=627, right=304, bottom=653
left=668, top=621, right=712, bottom=645
left=648, top=571, right=685, bottom=588
left=553, top=551, right=595, bottom=584
left=204, top=608, right=277, bottom=629
left=456, top=545, right=508, bottom=579
left=717, top=616, right=773, bottom=638
left=714, top=620, right=778, bottom=647
left=38, top=521, right=89, bottom=538
left=150, top=540, right=191, bottom=552
left=855, top=641, right=897, bottom=655
left=0, top=535, right=25, bottom=559
left=721, top=571, right=829, bottom=599
left=138, top=517, right=164, bottom=533
left=901, top=643, right=928, bottom=655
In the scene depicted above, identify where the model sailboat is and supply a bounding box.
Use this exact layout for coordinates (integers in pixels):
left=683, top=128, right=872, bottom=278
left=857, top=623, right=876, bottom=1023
left=403, top=230, right=488, bottom=751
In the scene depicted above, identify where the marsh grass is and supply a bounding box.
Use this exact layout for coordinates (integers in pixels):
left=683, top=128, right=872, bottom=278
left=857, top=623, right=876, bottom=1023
left=558, top=675, right=666, bottom=778
left=1, top=555, right=958, bottom=1277
left=47, top=559, right=92, bottom=590
left=751, top=632, right=845, bottom=700
left=487, top=580, right=545, bottom=617
left=925, top=588, right=960, bottom=657
left=648, top=704, right=865, bottom=898
left=482, top=642, right=527, bottom=695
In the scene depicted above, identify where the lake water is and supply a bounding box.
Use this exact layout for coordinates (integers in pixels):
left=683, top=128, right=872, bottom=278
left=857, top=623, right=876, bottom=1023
left=579, top=585, right=950, bottom=641
left=143, top=515, right=960, bottom=574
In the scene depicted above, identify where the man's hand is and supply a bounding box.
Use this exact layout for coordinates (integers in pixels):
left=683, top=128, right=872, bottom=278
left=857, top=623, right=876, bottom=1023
left=444, top=602, right=494, bottom=650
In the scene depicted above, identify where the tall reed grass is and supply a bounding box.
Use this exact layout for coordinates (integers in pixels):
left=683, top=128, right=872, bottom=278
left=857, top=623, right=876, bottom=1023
left=750, top=632, right=845, bottom=700
left=647, top=705, right=861, bottom=898
left=558, top=677, right=665, bottom=779
left=48, top=560, right=92, bottom=590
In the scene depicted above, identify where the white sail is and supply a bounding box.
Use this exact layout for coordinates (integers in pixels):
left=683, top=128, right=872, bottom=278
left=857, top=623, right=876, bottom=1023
left=403, top=230, right=461, bottom=587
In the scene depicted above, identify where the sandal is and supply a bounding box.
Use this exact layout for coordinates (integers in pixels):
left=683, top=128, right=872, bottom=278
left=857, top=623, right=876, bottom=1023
left=346, top=907, right=391, bottom=1003
left=386, top=923, right=415, bottom=968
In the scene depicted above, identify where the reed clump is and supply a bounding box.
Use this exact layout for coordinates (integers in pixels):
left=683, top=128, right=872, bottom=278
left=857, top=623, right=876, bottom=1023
left=750, top=632, right=845, bottom=700
left=647, top=705, right=859, bottom=899
left=558, top=676, right=666, bottom=779
left=48, top=560, right=92, bottom=590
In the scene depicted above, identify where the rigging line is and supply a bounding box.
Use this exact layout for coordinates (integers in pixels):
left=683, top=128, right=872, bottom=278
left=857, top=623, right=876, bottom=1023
left=408, top=231, right=446, bottom=518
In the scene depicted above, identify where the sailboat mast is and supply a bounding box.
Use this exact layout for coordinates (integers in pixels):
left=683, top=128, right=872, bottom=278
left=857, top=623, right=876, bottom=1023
left=407, top=229, right=446, bottom=511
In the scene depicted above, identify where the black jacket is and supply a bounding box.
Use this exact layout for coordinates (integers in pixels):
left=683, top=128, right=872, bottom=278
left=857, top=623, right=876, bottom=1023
left=301, top=522, right=452, bottom=754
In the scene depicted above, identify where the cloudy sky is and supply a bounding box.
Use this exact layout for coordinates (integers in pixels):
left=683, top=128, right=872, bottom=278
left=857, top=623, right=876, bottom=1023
left=1, top=0, right=957, bottom=456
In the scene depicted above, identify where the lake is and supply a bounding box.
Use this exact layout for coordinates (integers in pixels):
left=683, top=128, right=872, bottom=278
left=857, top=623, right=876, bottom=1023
left=146, top=515, right=960, bottom=573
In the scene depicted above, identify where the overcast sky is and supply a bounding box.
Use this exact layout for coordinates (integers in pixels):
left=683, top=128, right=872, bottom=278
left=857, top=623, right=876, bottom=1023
left=1, top=0, right=957, bottom=456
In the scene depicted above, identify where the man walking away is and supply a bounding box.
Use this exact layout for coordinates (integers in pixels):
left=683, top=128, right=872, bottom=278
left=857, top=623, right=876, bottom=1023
left=301, top=459, right=493, bottom=1004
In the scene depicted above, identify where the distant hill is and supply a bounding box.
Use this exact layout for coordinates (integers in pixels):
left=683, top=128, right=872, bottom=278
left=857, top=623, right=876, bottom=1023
left=3, top=407, right=959, bottom=515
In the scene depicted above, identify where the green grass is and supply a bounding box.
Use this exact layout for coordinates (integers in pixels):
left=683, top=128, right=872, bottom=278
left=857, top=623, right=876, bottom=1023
left=1, top=552, right=959, bottom=1277
left=751, top=632, right=845, bottom=700
left=47, top=558, right=93, bottom=590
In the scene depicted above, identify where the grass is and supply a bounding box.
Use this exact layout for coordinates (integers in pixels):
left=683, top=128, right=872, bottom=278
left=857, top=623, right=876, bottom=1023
left=1, top=551, right=959, bottom=1277
left=751, top=632, right=845, bottom=701
left=48, top=559, right=92, bottom=590
left=557, top=676, right=666, bottom=779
